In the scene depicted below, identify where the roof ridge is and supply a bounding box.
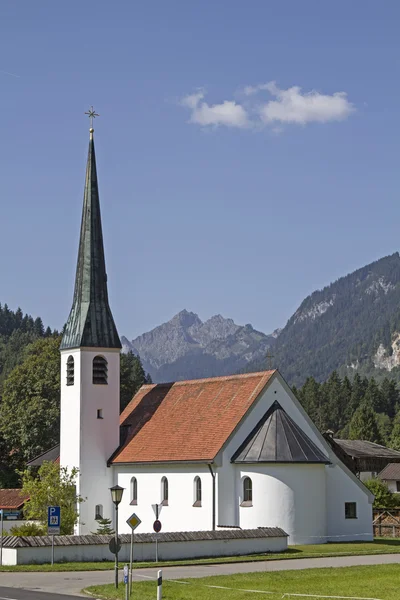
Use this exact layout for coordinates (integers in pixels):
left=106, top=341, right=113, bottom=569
left=147, top=370, right=277, bottom=388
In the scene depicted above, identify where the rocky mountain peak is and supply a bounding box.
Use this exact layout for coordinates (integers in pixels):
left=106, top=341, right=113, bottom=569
left=170, top=309, right=202, bottom=329
left=123, top=310, right=276, bottom=382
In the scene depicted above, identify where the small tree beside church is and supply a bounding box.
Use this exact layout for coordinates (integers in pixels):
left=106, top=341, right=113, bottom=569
left=19, top=461, right=83, bottom=535
left=93, top=517, right=114, bottom=535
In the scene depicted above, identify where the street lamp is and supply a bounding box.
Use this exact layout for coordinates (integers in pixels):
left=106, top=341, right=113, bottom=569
left=110, top=485, right=124, bottom=588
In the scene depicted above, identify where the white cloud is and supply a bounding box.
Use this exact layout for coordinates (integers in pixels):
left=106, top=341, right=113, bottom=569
left=180, top=83, right=355, bottom=130
left=259, top=81, right=355, bottom=125
left=243, top=83, right=270, bottom=96
left=180, top=90, right=250, bottom=129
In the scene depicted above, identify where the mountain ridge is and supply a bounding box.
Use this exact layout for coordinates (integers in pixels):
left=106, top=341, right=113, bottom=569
left=123, top=253, right=400, bottom=387
left=122, top=309, right=277, bottom=382
left=247, top=252, right=400, bottom=386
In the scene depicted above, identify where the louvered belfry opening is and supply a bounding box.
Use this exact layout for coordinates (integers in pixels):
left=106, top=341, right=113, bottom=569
left=93, top=355, right=108, bottom=385
left=66, top=355, right=75, bottom=386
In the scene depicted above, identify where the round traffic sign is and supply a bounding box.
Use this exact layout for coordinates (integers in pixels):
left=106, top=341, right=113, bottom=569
left=153, top=519, right=162, bottom=533
left=108, top=537, right=122, bottom=555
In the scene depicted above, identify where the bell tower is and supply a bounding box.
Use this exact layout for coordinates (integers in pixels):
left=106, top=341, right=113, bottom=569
left=60, top=110, right=121, bottom=534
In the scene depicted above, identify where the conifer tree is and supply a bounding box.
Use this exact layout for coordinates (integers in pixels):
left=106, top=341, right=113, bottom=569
left=349, top=403, right=382, bottom=444
left=390, top=412, right=400, bottom=451
left=120, top=351, right=151, bottom=411
left=350, top=373, right=366, bottom=412
left=380, top=378, right=399, bottom=418
left=365, top=378, right=385, bottom=413
left=93, top=517, right=114, bottom=535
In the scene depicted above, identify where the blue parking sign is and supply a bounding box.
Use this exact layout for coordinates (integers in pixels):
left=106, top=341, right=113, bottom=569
left=48, top=506, right=61, bottom=535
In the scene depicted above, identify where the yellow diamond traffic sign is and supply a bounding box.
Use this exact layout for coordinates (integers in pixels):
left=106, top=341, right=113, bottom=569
left=126, top=512, right=141, bottom=531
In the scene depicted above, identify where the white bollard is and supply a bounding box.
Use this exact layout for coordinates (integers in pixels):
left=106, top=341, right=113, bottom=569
left=157, top=569, right=162, bottom=600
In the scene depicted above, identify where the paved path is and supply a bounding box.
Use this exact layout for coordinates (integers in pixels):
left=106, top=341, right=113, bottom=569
left=0, top=587, right=74, bottom=600
left=1, top=554, right=400, bottom=596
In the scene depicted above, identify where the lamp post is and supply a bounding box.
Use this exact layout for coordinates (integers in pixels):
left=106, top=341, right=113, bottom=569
left=110, top=485, right=124, bottom=589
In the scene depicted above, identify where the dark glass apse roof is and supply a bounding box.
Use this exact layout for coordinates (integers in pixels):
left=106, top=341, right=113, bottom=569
left=232, top=400, right=330, bottom=464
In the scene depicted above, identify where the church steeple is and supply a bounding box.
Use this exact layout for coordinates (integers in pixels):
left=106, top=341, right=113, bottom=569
left=60, top=116, right=121, bottom=350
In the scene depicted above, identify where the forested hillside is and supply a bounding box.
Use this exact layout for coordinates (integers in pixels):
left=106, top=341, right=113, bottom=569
left=248, top=253, right=400, bottom=386
left=295, top=372, right=400, bottom=447
left=0, top=303, right=57, bottom=392
left=0, top=303, right=151, bottom=488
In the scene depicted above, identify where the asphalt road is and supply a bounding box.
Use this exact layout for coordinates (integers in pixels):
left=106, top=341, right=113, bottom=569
left=0, top=588, right=80, bottom=600
left=1, top=553, right=400, bottom=597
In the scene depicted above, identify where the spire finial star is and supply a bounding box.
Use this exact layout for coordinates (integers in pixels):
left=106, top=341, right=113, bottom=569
left=85, top=106, right=99, bottom=132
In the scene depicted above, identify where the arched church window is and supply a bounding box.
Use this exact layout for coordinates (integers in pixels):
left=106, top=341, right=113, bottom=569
left=241, top=476, right=253, bottom=506
left=95, top=504, right=103, bottom=520
left=66, top=355, right=74, bottom=386
left=93, top=356, right=108, bottom=385
left=193, top=476, right=202, bottom=507
left=130, top=477, right=138, bottom=505
left=161, top=476, right=168, bottom=506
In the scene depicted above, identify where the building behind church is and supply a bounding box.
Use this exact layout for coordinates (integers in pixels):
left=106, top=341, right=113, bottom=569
left=59, top=122, right=374, bottom=545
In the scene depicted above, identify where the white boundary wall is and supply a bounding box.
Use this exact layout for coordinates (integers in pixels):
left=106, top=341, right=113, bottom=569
left=1, top=533, right=287, bottom=565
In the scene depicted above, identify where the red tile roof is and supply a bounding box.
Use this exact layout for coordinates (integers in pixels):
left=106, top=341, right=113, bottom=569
left=0, top=488, right=29, bottom=510
left=379, top=462, right=400, bottom=480
left=112, top=371, right=276, bottom=464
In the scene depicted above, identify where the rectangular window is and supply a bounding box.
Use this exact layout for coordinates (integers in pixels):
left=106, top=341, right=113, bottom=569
left=396, top=481, right=400, bottom=492
left=95, top=504, right=103, bottom=520
left=97, top=409, right=103, bottom=419
left=345, top=502, right=357, bottom=519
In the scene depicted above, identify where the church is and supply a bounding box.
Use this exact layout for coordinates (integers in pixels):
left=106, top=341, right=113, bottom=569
left=59, top=121, right=374, bottom=545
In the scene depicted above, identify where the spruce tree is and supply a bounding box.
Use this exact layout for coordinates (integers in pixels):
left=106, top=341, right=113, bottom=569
left=365, top=378, right=385, bottom=413
left=390, top=412, right=400, bottom=451
left=120, top=351, right=151, bottom=411
left=380, top=378, right=399, bottom=418
left=93, top=517, right=114, bottom=535
left=349, top=403, right=382, bottom=444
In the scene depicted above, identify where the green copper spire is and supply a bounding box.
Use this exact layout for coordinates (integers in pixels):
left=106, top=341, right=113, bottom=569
left=60, top=121, right=121, bottom=351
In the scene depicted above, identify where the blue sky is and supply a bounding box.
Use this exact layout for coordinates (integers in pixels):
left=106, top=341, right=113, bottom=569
left=1, top=1, right=399, bottom=339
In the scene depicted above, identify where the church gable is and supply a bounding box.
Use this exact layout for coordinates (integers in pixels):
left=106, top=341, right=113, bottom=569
left=232, top=400, right=330, bottom=464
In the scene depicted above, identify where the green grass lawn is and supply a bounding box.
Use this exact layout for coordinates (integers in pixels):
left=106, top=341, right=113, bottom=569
left=1, top=538, right=400, bottom=572
left=85, top=564, right=400, bottom=599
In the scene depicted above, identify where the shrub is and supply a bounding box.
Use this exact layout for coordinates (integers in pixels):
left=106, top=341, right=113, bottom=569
left=10, top=522, right=45, bottom=536
left=363, top=478, right=398, bottom=508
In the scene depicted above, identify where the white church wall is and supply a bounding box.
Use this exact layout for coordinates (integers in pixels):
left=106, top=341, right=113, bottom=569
left=326, top=464, right=373, bottom=542
left=60, top=349, right=82, bottom=481
left=116, top=464, right=213, bottom=534
left=236, top=464, right=327, bottom=545
left=60, top=348, right=120, bottom=535
left=217, top=462, right=237, bottom=527
left=215, top=374, right=372, bottom=544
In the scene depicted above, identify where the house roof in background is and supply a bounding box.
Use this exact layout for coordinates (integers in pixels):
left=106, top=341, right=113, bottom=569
left=111, top=371, right=276, bottom=464
left=232, top=400, right=330, bottom=464
left=378, top=462, right=400, bottom=480
left=27, top=444, right=61, bottom=467
left=334, top=439, right=400, bottom=460
left=0, top=488, right=28, bottom=510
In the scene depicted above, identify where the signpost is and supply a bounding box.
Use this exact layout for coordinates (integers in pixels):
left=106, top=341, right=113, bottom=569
left=123, top=564, right=129, bottom=600
left=47, top=506, right=61, bottom=565
left=0, top=509, right=3, bottom=566
left=126, top=512, right=141, bottom=596
left=151, top=505, right=163, bottom=563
